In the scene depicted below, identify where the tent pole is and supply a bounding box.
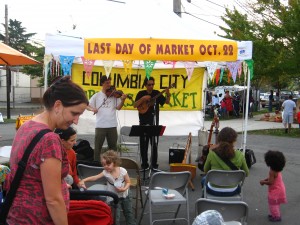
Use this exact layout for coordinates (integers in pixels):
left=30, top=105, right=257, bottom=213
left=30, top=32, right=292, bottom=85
left=242, top=69, right=251, bottom=152
left=6, top=67, right=11, bottom=119
left=44, top=65, right=48, bottom=93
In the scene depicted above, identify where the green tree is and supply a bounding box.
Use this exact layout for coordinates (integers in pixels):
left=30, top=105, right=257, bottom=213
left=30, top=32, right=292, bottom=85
left=219, top=1, right=300, bottom=92
left=0, top=19, right=43, bottom=79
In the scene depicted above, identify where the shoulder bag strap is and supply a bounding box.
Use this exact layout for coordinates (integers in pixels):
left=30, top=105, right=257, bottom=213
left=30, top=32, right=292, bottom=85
left=0, top=129, right=51, bottom=222
left=214, top=151, right=239, bottom=170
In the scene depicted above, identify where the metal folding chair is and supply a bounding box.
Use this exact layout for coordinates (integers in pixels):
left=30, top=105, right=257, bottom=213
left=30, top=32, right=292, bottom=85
left=203, top=170, right=246, bottom=201
left=120, top=157, right=143, bottom=219
left=195, top=198, right=248, bottom=225
left=119, top=126, right=140, bottom=161
left=138, top=171, right=191, bottom=225
left=77, top=164, right=106, bottom=189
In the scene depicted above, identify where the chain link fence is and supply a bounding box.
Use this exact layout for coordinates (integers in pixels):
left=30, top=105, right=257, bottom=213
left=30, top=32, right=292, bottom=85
left=0, top=86, right=43, bottom=103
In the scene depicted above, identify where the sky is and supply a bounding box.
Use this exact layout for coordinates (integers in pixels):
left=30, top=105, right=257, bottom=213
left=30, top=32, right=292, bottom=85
left=0, top=0, right=251, bottom=44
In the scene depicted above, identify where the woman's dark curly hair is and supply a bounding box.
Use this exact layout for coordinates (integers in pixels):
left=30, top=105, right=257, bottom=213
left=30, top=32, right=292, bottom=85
left=264, top=150, right=286, bottom=172
left=213, top=127, right=237, bottom=159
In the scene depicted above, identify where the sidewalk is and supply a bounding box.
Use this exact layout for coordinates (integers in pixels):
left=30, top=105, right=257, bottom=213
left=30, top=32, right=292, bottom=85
left=0, top=101, right=285, bottom=132
left=0, top=101, right=43, bottom=109
left=206, top=114, right=284, bottom=133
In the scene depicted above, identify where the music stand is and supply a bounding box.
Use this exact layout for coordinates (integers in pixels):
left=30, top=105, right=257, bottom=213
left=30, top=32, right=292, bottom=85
left=129, top=125, right=165, bottom=137
left=129, top=125, right=166, bottom=182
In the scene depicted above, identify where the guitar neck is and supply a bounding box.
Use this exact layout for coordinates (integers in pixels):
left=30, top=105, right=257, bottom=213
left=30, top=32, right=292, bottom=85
left=182, top=133, right=192, bottom=164
left=207, top=123, right=214, bottom=146
left=152, top=89, right=166, bottom=101
left=151, top=83, right=174, bottom=101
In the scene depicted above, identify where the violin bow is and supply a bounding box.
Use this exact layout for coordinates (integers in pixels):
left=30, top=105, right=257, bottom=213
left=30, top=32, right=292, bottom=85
left=93, top=89, right=116, bottom=115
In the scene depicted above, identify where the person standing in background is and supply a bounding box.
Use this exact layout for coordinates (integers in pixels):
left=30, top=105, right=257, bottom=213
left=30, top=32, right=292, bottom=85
left=87, top=76, right=127, bottom=162
left=282, top=95, right=296, bottom=133
left=223, top=90, right=233, bottom=118
left=134, top=77, right=170, bottom=170
left=260, top=150, right=287, bottom=222
left=211, top=92, right=219, bottom=118
left=269, top=90, right=274, bottom=112
left=233, top=92, right=240, bottom=118
left=275, top=92, right=280, bottom=111
left=297, top=106, right=300, bottom=129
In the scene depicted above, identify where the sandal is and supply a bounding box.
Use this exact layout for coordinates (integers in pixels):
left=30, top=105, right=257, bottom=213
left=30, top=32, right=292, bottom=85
left=269, top=216, right=281, bottom=222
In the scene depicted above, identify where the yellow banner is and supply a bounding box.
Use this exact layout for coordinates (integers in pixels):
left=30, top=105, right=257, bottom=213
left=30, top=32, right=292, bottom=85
left=72, top=64, right=204, bottom=111
left=84, top=38, right=238, bottom=61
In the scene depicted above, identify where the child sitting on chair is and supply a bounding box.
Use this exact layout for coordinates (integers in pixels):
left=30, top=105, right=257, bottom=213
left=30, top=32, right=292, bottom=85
left=79, top=150, right=136, bottom=225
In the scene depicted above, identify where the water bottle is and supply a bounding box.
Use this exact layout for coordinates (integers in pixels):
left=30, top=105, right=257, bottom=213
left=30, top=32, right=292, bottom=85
left=162, top=188, right=168, bottom=195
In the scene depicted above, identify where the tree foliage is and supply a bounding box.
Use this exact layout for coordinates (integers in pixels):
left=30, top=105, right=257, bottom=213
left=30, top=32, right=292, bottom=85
left=0, top=19, right=43, bottom=79
left=219, top=0, right=300, bottom=91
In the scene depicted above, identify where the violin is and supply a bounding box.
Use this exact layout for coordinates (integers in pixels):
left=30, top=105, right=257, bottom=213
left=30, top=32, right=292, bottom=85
left=106, top=86, right=132, bottom=100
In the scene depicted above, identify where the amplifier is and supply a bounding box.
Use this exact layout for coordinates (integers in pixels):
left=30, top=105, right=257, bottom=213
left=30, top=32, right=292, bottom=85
left=169, top=146, right=185, bottom=164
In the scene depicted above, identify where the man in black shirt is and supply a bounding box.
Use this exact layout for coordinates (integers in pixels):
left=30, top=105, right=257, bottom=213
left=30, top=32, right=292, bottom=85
left=134, top=77, right=170, bottom=170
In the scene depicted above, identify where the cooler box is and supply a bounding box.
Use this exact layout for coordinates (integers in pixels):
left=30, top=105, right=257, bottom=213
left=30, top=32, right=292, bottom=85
left=169, top=144, right=185, bottom=164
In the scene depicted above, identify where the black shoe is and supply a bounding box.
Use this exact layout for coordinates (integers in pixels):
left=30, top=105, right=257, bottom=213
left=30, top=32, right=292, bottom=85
left=152, top=164, right=159, bottom=169
left=139, top=167, right=149, bottom=172
left=285, top=129, right=288, bottom=133
left=140, top=163, right=150, bottom=171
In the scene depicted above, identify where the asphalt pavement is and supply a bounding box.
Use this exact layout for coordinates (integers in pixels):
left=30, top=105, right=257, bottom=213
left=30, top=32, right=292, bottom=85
left=1, top=103, right=300, bottom=225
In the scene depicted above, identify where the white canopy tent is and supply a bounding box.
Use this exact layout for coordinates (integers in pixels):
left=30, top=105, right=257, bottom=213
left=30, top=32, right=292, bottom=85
left=44, top=0, right=253, bottom=145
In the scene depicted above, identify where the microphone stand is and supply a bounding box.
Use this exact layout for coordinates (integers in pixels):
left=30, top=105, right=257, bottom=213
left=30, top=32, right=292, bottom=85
left=142, top=99, right=158, bottom=184
left=149, top=100, right=161, bottom=173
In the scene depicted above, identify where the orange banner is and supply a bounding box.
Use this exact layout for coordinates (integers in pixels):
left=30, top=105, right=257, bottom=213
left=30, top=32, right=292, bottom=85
left=84, top=38, right=238, bottom=61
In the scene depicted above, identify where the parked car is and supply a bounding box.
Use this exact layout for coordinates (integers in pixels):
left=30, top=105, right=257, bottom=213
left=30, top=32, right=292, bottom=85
left=279, top=90, right=294, bottom=105
left=260, top=92, right=276, bottom=108
left=293, top=94, right=300, bottom=104
left=261, top=90, right=294, bottom=108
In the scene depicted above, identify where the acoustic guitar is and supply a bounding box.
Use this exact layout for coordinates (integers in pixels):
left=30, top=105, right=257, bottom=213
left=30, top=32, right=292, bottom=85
left=136, top=83, right=175, bottom=114
left=170, top=132, right=197, bottom=191
left=197, top=118, right=217, bottom=172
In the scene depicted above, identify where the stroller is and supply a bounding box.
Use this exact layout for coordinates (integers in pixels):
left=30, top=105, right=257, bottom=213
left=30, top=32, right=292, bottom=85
left=68, top=189, right=119, bottom=225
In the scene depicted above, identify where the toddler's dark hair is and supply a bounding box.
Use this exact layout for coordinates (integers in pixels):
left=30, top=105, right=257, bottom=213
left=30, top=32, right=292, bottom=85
left=264, top=150, right=286, bottom=172
left=55, top=126, right=77, bottom=140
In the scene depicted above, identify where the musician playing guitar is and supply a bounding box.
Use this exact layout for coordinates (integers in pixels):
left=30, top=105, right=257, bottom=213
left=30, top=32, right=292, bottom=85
left=134, top=77, right=171, bottom=170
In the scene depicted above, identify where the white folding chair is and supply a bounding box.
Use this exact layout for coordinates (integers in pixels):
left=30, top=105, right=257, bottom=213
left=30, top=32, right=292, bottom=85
left=119, top=126, right=140, bottom=161
left=195, top=198, right=248, bottom=225
left=203, top=170, right=246, bottom=201
left=138, top=171, right=191, bottom=225
left=77, top=164, right=106, bottom=189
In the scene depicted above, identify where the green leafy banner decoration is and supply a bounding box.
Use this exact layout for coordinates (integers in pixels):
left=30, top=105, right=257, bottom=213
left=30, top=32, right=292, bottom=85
left=143, top=60, right=156, bottom=79
left=245, top=59, right=254, bottom=80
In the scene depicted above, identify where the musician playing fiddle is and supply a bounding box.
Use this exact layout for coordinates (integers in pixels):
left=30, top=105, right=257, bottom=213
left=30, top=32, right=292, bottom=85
left=87, top=76, right=127, bottom=161
left=134, top=77, right=170, bottom=170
